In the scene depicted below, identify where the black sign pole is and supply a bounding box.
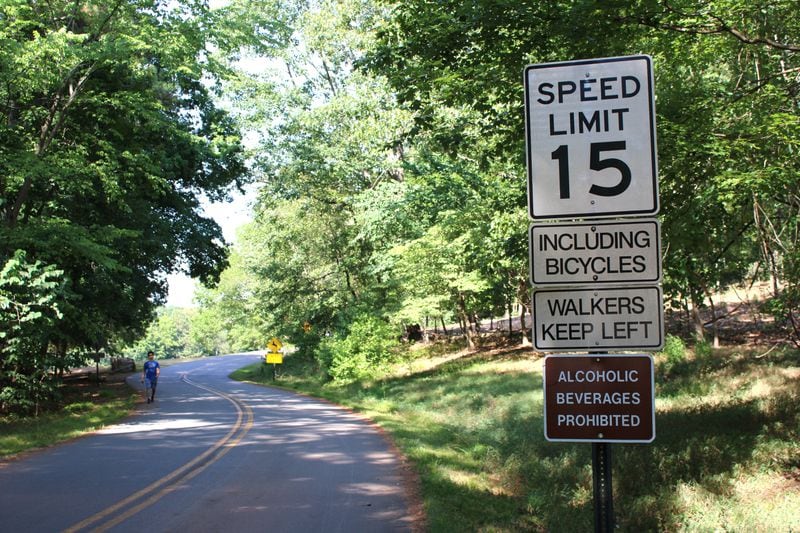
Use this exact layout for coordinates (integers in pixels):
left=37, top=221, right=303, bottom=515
left=591, top=350, right=614, bottom=533
left=592, top=441, right=614, bottom=532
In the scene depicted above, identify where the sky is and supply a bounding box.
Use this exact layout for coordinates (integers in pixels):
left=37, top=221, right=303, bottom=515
left=165, top=183, right=259, bottom=307
left=164, top=19, right=271, bottom=308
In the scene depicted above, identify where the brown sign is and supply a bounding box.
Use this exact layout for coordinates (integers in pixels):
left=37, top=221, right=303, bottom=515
left=543, top=354, right=655, bottom=442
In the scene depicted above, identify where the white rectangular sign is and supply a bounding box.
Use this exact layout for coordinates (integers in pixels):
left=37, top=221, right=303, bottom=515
left=525, top=55, right=658, bottom=219
left=533, top=286, right=664, bottom=351
left=530, top=219, right=661, bottom=286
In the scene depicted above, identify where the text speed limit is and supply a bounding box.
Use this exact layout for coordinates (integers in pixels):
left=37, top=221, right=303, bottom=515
left=525, top=55, right=659, bottom=220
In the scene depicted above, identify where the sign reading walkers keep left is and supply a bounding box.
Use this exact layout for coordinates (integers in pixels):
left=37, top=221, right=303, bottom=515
left=533, top=286, right=664, bottom=351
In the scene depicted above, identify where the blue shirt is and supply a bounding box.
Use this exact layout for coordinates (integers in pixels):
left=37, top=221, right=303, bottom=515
left=143, top=360, right=160, bottom=380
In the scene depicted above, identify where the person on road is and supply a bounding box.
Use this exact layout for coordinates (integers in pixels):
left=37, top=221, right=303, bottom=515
left=141, top=351, right=160, bottom=404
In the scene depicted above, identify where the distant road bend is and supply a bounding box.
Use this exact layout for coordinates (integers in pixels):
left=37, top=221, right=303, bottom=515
left=0, top=354, right=420, bottom=532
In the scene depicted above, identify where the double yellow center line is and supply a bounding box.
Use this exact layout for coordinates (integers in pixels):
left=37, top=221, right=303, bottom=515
left=64, top=375, right=254, bottom=533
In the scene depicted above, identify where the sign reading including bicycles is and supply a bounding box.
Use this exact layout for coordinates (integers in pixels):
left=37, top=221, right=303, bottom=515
left=529, top=219, right=662, bottom=286
left=524, top=55, right=659, bottom=220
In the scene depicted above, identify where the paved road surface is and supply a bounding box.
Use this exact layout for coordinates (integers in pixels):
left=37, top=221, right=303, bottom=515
left=0, top=354, right=418, bottom=532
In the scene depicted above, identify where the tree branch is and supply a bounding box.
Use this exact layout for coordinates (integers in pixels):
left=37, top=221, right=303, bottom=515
left=624, top=2, right=800, bottom=52
left=6, top=61, right=97, bottom=226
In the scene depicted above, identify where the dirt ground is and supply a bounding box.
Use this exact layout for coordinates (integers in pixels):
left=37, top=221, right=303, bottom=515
left=467, top=281, right=793, bottom=349
left=665, top=281, right=795, bottom=347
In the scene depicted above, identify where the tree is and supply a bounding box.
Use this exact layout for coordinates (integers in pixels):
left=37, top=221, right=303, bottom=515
left=123, top=307, right=197, bottom=360
left=367, top=0, right=800, bottom=343
left=199, top=0, right=537, bottom=362
left=0, top=0, right=293, bottom=413
left=194, top=0, right=800, bottom=383
left=0, top=251, right=64, bottom=415
left=624, top=1, right=800, bottom=339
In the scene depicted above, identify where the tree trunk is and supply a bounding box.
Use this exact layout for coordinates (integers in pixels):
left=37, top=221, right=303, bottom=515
left=520, top=302, right=531, bottom=346
left=706, top=292, right=720, bottom=348
left=517, top=276, right=531, bottom=346
left=458, top=293, right=476, bottom=350
left=754, top=200, right=782, bottom=298
left=690, top=300, right=705, bottom=342
left=507, top=300, right=513, bottom=337
left=344, top=268, right=358, bottom=301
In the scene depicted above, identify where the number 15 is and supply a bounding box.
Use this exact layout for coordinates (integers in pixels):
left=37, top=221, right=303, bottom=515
left=550, top=141, right=631, bottom=199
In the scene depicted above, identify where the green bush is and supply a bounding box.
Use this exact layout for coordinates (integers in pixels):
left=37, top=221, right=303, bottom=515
left=661, top=334, right=686, bottom=374
left=663, top=334, right=686, bottom=362
left=316, top=315, right=400, bottom=383
left=694, top=338, right=713, bottom=359
left=0, top=251, right=65, bottom=416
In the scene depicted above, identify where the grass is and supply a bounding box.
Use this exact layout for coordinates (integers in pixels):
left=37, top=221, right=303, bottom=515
left=2, top=344, right=797, bottom=530
left=233, top=341, right=800, bottom=532
left=0, top=375, right=139, bottom=458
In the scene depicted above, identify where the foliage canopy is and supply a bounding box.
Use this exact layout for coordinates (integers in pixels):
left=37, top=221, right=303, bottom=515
left=5, top=0, right=800, bottom=407
left=0, top=0, right=293, bottom=413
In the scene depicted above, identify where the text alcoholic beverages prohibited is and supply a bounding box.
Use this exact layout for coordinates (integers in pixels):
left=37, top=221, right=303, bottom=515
left=525, top=55, right=658, bottom=219
left=530, top=219, right=661, bottom=286
left=533, top=286, right=664, bottom=351
left=543, top=354, right=655, bottom=442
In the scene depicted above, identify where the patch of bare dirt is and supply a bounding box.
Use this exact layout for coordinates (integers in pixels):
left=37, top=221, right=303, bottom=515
left=665, top=282, right=795, bottom=347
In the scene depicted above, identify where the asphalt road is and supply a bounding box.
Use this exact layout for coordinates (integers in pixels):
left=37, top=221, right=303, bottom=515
left=0, top=354, right=418, bottom=532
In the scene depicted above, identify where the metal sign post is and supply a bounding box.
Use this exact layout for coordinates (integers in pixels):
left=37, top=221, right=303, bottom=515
left=542, top=353, right=657, bottom=531
left=524, top=54, right=663, bottom=532
left=592, top=441, right=614, bottom=532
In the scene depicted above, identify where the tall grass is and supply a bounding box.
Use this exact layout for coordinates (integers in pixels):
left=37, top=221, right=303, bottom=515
left=235, top=343, right=800, bottom=532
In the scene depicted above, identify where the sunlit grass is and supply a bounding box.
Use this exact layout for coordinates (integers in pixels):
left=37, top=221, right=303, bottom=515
left=672, top=471, right=800, bottom=531
left=236, top=343, right=800, bottom=532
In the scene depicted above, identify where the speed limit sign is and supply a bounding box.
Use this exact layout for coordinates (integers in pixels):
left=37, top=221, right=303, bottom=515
left=525, top=55, right=659, bottom=220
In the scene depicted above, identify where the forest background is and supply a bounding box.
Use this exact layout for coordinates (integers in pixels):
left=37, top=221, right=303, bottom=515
left=2, top=0, right=800, bottom=411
